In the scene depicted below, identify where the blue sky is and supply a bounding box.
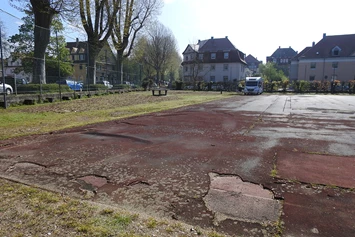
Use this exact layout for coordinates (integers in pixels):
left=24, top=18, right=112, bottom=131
left=1, top=0, right=354, bottom=63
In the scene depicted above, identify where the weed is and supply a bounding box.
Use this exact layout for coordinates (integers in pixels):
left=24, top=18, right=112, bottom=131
left=146, top=217, right=158, bottom=228
left=208, top=231, right=226, bottom=237
left=270, top=164, right=278, bottom=177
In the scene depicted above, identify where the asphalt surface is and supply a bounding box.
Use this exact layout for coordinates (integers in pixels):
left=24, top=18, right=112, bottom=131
left=1, top=94, right=355, bottom=236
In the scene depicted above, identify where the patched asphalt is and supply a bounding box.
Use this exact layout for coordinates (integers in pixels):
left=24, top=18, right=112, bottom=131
left=1, top=94, right=355, bottom=236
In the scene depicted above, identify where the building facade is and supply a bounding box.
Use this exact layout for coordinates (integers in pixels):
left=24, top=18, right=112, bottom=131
left=66, top=39, right=117, bottom=84
left=290, top=33, right=355, bottom=82
left=181, top=37, right=247, bottom=83
left=245, top=54, right=262, bottom=74
left=266, top=46, right=297, bottom=76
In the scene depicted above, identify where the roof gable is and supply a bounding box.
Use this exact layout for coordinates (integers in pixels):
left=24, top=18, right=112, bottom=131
left=245, top=54, right=260, bottom=63
left=199, top=37, right=237, bottom=53
left=271, top=47, right=297, bottom=58
left=302, top=34, right=355, bottom=58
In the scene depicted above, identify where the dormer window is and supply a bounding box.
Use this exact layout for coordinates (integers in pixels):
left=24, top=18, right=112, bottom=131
left=332, top=46, right=341, bottom=56
left=211, top=53, right=216, bottom=59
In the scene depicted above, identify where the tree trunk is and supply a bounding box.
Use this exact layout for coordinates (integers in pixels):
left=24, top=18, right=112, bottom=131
left=116, top=52, right=123, bottom=84
left=31, top=0, right=56, bottom=84
left=87, top=39, right=101, bottom=85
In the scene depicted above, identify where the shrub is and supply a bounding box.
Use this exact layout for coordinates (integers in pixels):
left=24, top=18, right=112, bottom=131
left=112, top=84, right=130, bottom=90
left=16, top=84, right=71, bottom=94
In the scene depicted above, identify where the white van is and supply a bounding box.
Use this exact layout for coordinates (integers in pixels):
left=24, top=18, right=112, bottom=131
left=244, top=77, right=263, bottom=95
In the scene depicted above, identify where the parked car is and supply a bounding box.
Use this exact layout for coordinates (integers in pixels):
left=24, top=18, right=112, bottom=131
left=97, top=80, right=113, bottom=89
left=0, top=82, right=13, bottom=94
left=16, top=78, right=29, bottom=85
left=57, top=79, right=83, bottom=91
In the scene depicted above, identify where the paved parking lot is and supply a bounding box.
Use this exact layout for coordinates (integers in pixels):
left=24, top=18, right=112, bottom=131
left=1, top=94, right=355, bottom=236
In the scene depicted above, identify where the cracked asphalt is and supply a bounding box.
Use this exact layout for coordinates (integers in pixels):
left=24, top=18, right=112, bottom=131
left=1, top=94, right=355, bottom=236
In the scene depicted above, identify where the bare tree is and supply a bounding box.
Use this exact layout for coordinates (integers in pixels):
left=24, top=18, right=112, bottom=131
left=111, top=0, right=162, bottom=84
left=79, top=0, right=120, bottom=85
left=143, top=23, right=176, bottom=85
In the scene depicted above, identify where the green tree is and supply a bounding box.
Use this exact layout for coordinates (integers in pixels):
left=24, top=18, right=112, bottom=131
left=8, top=12, right=72, bottom=81
left=10, top=0, right=76, bottom=83
left=259, top=62, right=278, bottom=81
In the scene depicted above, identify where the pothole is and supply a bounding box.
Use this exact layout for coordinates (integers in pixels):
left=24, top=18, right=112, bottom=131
left=77, top=175, right=108, bottom=189
left=203, top=173, right=282, bottom=225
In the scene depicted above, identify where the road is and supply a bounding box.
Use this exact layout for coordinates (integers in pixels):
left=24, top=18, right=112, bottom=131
left=1, top=94, right=355, bottom=236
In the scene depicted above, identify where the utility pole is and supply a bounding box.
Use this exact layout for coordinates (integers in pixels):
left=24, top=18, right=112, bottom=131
left=0, top=26, right=7, bottom=109
left=56, top=30, right=62, bottom=101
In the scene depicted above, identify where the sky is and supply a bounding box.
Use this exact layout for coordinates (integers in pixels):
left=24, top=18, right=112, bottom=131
left=159, top=0, right=355, bottom=62
left=0, top=0, right=354, bottom=63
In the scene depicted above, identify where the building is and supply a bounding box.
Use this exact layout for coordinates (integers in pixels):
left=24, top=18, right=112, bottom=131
left=3, top=56, right=32, bottom=83
left=66, top=39, right=117, bottom=84
left=290, top=33, right=355, bottom=82
left=245, top=54, right=262, bottom=74
left=181, top=36, right=247, bottom=83
left=266, top=46, right=297, bottom=76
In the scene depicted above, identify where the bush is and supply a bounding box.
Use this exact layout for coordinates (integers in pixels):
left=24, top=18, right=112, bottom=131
left=16, top=84, right=71, bottom=94
left=112, top=84, right=130, bottom=90
left=175, top=81, right=184, bottom=90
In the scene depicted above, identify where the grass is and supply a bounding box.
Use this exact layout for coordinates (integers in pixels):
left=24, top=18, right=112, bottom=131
left=0, top=91, right=235, bottom=140
left=0, top=178, right=234, bottom=237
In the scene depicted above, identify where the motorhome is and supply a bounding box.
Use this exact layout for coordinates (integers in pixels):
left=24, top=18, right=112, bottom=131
left=244, top=77, right=263, bottom=95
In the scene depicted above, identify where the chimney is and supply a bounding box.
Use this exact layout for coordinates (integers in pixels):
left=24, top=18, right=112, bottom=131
left=76, top=38, right=79, bottom=47
left=279, top=46, right=281, bottom=49
left=289, top=46, right=291, bottom=48
left=211, top=36, right=214, bottom=39
left=323, top=33, right=326, bottom=39
left=312, top=41, right=315, bottom=47
left=225, top=36, right=228, bottom=39
left=198, top=39, right=200, bottom=43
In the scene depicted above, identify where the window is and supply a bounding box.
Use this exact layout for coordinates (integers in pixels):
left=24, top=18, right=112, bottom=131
left=332, top=46, right=341, bottom=56
left=309, top=75, right=315, bottom=81
left=211, top=53, right=216, bottom=59
left=79, top=54, right=85, bottom=60
left=223, top=76, right=228, bottom=82
left=210, top=65, right=215, bottom=71
left=223, top=64, right=229, bottom=70
left=79, top=64, right=83, bottom=70
left=210, top=76, right=215, bottom=82
left=74, top=55, right=79, bottom=61
left=332, top=62, right=338, bottom=69
left=185, top=66, right=188, bottom=72
left=310, top=62, right=316, bottom=69
left=199, top=54, right=203, bottom=60
left=224, top=52, right=229, bottom=59
left=185, top=55, right=189, bottom=61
